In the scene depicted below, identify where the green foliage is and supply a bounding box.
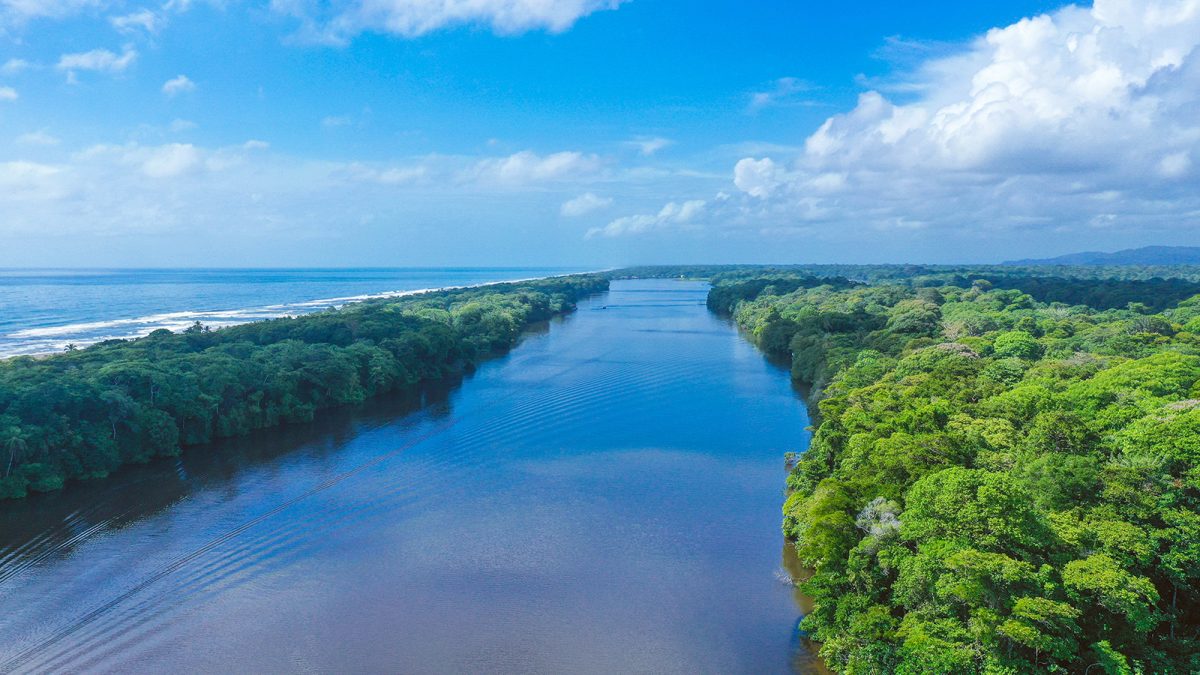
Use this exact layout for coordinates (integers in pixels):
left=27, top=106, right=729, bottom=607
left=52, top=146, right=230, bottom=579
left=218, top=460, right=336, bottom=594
left=1063, top=554, right=1159, bottom=634
left=619, top=264, right=1200, bottom=311
left=713, top=271, right=1200, bottom=673
left=0, top=275, right=607, bottom=499
left=992, top=331, right=1044, bottom=360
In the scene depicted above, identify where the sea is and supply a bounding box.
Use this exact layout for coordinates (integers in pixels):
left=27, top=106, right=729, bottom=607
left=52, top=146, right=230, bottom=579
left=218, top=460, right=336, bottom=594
left=0, top=268, right=590, bottom=358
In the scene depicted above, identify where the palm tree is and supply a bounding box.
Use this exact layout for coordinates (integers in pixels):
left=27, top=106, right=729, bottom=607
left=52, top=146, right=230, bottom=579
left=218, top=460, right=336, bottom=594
left=4, top=433, right=27, bottom=478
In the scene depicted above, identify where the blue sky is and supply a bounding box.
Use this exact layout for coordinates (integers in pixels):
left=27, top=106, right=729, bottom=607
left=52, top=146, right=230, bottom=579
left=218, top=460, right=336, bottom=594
left=1, top=0, right=1197, bottom=267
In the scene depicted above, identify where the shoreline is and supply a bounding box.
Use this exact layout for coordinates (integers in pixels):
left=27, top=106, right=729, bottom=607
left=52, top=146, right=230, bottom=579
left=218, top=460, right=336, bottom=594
left=0, top=273, right=611, bottom=502
left=1, top=268, right=613, bottom=360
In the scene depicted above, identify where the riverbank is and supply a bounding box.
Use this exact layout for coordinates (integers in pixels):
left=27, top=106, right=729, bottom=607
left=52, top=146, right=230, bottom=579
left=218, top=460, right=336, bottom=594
left=709, top=271, right=1200, bottom=673
left=0, top=274, right=608, bottom=500
left=0, top=269, right=607, bottom=359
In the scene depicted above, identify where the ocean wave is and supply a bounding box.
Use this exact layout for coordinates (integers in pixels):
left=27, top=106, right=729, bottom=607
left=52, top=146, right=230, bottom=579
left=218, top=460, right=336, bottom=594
left=0, top=273, right=592, bottom=358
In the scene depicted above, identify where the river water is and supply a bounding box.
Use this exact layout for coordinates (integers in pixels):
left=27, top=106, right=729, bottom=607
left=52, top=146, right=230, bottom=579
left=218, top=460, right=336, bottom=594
left=0, top=279, right=821, bottom=673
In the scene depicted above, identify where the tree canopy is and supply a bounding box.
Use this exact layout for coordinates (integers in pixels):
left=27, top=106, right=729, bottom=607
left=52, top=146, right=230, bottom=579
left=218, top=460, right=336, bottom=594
left=0, top=275, right=607, bottom=500
left=710, top=271, right=1200, bottom=673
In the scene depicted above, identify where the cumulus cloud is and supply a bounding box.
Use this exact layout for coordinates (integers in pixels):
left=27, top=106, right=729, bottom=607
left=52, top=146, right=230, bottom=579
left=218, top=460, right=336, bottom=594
left=139, top=143, right=201, bottom=177
left=732, top=157, right=784, bottom=198
left=161, top=74, right=196, bottom=96
left=561, top=192, right=612, bottom=217
left=613, top=0, right=1200, bottom=246
left=467, top=150, right=602, bottom=186
left=57, top=47, right=137, bottom=75
left=273, top=0, right=626, bottom=44
left=0, top=86, right=16, bottom=101
left=586, top=199, right=705, bottom=238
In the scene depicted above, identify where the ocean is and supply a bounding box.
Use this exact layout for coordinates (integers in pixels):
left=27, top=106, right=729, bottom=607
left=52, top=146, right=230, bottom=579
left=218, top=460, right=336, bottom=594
left=0, top=268, right=589, bottom=358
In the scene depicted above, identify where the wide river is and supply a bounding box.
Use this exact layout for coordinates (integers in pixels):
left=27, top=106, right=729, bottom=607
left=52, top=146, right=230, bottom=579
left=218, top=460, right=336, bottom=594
left=0, top=280, right=822, bottom=673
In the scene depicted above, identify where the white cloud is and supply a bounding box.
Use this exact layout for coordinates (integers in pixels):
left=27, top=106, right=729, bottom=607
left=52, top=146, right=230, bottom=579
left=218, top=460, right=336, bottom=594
left=16, top=130, right=60, bottom=145
left=617, top=0, right=1200, bottom=247
left=587, top=199, right=705, bottom=238
left=797, top=1, right=1200, bottom=178
left=748, top=77, right=815, bottom=112
left=0, top=160, right=68, bottom=201
left=0, top=86, right=16, bottom=101
left=242, top=139, right=270, bottom=150
left=376, top=166, right=425, bottom=184
left=0, top=143, right=240, bottom=236
left=273, top=0, right=627, bottom=44
left=161, top=74, right=195, bottom=96
left=732, top=157, right=782, bottom=198
left=467, top=150, right=602, bottom=186
left=138, top=143, right=201, bottom=177
left=321, top=115, right=352, bottom=128
left=561, top=192, right=612, bottom=217
left=57, top=47, right=137, bottom=74
left=169, top=118, right=197, bottom=132
left=111, top=8, right=162, bottom=33
left=1159, top=151, right=1192, bottom=179
left=340, top=162, right=428, bottom=185
left=0, top=138, right=703, bottom=257
left=1, top=58, right=31, bottom=75
left=1, top=0, right=101, bottom=28
left=625, top=136, right=672, bottom=156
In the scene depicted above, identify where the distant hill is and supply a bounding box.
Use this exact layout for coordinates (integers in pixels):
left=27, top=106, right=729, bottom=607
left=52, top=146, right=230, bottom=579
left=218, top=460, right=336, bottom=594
left=1004, top=245, right=1200, bottom=266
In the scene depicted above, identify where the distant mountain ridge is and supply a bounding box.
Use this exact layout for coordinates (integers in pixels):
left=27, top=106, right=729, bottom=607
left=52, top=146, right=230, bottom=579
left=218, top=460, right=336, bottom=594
left=1004, top=245, right=1200, bottom=266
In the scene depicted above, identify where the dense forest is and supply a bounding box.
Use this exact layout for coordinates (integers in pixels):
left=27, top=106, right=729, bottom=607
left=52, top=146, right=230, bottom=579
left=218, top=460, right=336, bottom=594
left=624, top=264, right=1200, bottom=311
left=707, top=271, right=1200, bottom=673
left=0, top=275, right=607, bottom=500
left=618, top=263, right=1200, bottom=284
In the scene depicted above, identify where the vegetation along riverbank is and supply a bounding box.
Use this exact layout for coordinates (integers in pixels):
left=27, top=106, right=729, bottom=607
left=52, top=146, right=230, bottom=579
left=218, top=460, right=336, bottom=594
left=0, top=275, right=608, bottom=499
left=704, top=267, right=1200, bottom=673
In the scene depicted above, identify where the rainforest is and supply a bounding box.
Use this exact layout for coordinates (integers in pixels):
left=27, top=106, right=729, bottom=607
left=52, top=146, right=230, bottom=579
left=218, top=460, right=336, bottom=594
left=0, top=275, right=608, bottom=499
left=707, top=267, right=1200, bottom=673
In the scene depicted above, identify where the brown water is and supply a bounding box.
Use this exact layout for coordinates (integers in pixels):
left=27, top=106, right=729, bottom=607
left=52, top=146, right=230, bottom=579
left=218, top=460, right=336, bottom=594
left=0, top=279, right=823, bottom=674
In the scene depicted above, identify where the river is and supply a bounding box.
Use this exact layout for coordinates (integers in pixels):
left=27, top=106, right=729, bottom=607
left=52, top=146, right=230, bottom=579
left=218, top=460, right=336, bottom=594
left=0, top=279, right=822, bottom=673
